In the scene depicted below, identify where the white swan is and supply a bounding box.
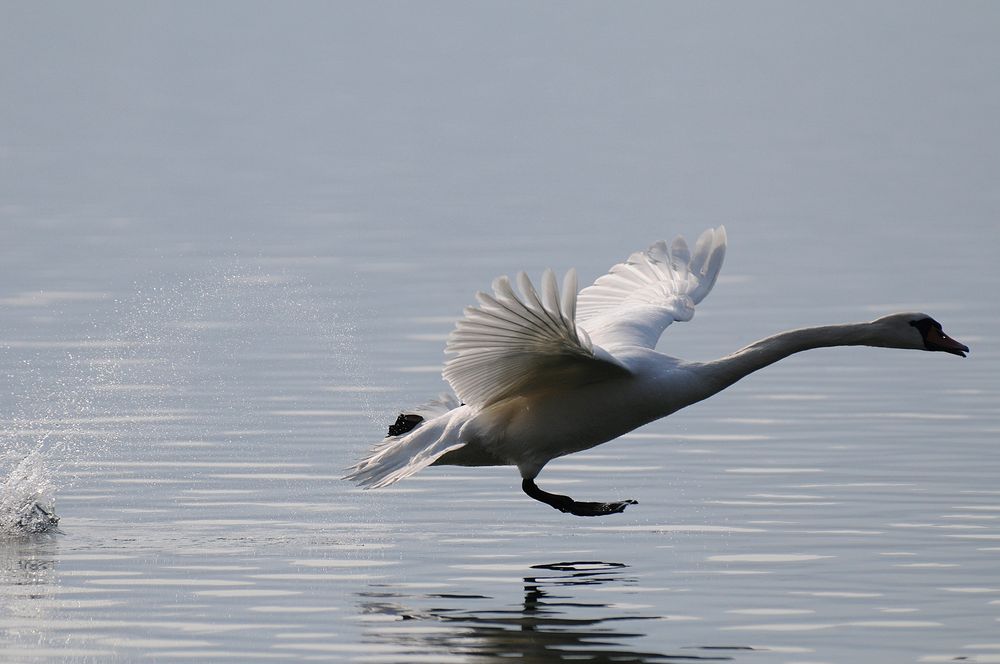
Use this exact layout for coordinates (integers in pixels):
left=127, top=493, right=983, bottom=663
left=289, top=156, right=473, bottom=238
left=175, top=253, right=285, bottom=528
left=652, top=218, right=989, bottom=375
left=346, top=227, right=968, bottom=516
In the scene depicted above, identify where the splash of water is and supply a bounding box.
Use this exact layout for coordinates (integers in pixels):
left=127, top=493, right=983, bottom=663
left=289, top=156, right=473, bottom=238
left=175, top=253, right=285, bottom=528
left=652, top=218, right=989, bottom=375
left=2, top=261, right=374, bottom=536
left=0, top=444, right=61, bottom=536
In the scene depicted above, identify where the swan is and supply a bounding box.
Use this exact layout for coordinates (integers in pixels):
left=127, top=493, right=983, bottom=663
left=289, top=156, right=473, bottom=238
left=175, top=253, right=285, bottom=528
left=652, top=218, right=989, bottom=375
left=346, top=227, right=968, bottom=517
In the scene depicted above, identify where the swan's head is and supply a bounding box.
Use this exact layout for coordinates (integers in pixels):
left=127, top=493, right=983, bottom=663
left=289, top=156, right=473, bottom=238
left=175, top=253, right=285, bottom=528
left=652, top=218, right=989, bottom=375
left=872, top=313, right=969, bottom=357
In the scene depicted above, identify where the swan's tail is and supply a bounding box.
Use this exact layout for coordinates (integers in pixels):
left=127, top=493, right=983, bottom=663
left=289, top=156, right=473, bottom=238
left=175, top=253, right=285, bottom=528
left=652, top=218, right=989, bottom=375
left=344, top=394, right=468, bottom=489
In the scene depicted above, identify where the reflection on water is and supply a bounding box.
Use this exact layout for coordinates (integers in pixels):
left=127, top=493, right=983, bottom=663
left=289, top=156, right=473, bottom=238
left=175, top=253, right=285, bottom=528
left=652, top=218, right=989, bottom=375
left=0, top=537, right=59, bottom=652
left=360, top=561, right=746, bottom=662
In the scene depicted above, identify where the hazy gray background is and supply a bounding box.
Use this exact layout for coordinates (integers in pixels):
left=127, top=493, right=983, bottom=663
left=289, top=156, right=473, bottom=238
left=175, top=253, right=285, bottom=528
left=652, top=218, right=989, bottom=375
left=2, top=2, right=998, bottom=661
left=4, top=2, right=998, bottom=272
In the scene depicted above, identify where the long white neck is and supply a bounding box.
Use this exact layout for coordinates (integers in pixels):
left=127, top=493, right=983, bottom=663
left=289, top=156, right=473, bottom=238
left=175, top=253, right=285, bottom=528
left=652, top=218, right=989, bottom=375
left=696, top=322, right=886, bottom=396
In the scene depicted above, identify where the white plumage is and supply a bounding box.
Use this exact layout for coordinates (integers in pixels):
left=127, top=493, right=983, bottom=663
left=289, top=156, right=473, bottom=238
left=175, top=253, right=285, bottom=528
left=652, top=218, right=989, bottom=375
left=577, top=226, right=726, bottom=349
left=442, top=269, right=619, bottom=408
left=346, top=227, right=967, bottom=516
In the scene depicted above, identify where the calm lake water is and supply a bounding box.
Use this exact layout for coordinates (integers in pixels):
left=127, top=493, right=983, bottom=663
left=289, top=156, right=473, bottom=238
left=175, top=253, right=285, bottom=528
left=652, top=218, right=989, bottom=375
left=2, top=3, right=999, bottom=662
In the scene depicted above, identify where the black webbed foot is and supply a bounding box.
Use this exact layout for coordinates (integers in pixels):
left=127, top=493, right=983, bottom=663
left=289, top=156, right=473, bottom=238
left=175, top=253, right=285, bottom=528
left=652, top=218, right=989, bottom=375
left=522, top=478, right=637, bottom=517
left=387, top=413, right=423, bottom=437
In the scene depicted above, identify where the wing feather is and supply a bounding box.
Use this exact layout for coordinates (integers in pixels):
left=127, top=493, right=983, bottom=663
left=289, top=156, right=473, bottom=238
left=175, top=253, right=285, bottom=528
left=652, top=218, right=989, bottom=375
left=577, top=226, right=727, bottom=349
left=444, top=268, right=629, bottom=408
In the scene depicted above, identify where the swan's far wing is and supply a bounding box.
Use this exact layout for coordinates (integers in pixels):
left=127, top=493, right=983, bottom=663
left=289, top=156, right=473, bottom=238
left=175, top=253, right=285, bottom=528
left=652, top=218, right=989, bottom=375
left=444, top=269, right=630, bottom=408
left=577, top=226, right=727, bottom=349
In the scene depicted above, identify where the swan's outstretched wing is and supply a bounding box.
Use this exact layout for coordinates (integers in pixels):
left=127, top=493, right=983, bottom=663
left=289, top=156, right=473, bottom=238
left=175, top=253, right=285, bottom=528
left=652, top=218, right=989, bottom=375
left=577, top=226, right=727, bottom=349
left=444, top=269, right=630, bottom=408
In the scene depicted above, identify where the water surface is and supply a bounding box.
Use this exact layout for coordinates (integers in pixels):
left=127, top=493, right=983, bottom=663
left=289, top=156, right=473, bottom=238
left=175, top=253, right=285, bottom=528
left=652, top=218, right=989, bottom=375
left=2, top=3, right=999, bottom=661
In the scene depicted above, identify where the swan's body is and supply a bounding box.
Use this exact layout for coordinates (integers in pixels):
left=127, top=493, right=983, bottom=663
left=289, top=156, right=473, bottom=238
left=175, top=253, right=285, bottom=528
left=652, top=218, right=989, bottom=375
left=347, top=227, right=968, bottom=516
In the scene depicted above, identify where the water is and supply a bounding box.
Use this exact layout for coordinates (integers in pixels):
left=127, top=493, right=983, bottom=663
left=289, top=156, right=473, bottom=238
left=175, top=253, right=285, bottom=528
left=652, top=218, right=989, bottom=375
left=2, top=3, right=999, bottom=661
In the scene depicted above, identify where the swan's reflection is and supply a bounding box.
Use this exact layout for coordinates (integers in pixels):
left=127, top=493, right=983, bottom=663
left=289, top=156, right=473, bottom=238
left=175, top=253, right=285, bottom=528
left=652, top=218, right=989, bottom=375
left=359, top=561, right=747, bottom=662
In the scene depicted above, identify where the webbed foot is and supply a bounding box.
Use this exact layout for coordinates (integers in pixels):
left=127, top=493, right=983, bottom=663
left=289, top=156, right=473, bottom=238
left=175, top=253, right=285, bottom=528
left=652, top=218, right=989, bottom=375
left=522, top=478, right=637, bottom=517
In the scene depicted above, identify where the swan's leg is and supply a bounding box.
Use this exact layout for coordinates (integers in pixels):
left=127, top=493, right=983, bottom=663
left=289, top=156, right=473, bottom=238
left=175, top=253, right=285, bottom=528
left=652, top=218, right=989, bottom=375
left=521, top=478, right=637, bottom=517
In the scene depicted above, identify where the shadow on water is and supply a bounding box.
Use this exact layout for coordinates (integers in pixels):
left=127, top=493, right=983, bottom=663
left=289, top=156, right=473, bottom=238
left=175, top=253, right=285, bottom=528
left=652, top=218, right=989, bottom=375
left=358, top=561, right=753, bottom=662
